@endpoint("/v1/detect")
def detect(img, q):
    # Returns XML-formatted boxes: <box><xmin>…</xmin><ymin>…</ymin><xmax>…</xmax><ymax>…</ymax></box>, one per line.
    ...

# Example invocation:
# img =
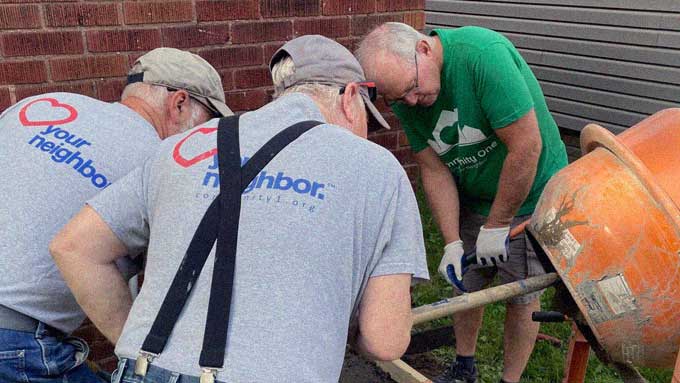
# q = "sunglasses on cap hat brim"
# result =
<box><xmin>127</xmin><ymin>73</ymin><xmax>221</xmax><ymax>118</ymax></box>
<box><xmin>339</xmin><ymin>81</ymin><xmax>377</xmax><ymax>102</ymax></box>
<box><xmin>164</xmin><ymin>86</ymin><xmax>220</xmax><ymax>118</ymax></box>
<box><xmin>339</xmin><ymin>81</ymin><xmax>386</xmax><ymax>132</ymax></box>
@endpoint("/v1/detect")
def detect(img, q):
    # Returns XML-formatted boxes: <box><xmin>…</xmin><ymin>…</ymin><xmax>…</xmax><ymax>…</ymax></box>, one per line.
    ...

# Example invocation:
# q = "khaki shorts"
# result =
<box><xmin>453</xmin><ymin>208</ymin><xmax>545</xmax><ymax>305</ymax></box>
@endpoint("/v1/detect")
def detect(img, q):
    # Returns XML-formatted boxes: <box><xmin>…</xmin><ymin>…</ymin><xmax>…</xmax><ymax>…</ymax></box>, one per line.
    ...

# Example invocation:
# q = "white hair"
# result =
<box><xmin>271</xmin><ymin>55</ymin><xmax>366</xmax><ymax>124</ymax></box>
<box><xmin>121</xmin><ymin>82</ymin><xmax>211</xmax><ymax>132</ymax></box>
<box><xmin>355</xmin><ymin>22</ymin><xmax>435</xmax><ymax>79</ymax></box>
<box><xmin>121</xmin><ymin>82</ymin><xmax>167</xmax><ymax>110</ymax></box>
<box><xmin>271</xmin><ymin>56</ymin><xmax>342</xmax><ymax>105</ymax></box>
<box><xmin>179</xmin><ymin>98</ymin><xmax>211</xmax><ymax>132</ymax></box>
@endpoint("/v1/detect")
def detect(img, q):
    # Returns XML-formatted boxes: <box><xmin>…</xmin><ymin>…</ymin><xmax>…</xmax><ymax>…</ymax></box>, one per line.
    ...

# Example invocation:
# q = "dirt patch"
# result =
<box><xmin>339</xmin><ymin>350</ymin><xmax>395</xmax><ymax>382</ymax></box>
<box><xmin>339</xmin><ymin>350</ymin><xmax>446</xmax><ymax>382</ymax></box>
<box><xmin>403</xmin><ymin>353</ymin><xmax>447</xmax><ymax>380</ymax></box>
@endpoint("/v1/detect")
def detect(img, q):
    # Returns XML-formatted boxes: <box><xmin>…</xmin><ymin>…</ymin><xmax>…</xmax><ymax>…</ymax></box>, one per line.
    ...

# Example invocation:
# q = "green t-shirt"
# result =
<box><xmin>394</xmin><ymin>26</ymin><xmax>567</xmax><ymax>216</ymax></box>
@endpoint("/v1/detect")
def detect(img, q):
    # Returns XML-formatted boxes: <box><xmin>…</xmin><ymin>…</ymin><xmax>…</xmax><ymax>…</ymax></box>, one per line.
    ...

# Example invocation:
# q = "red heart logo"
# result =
<box><xmin>19</xmin><ymin>98</ymin><xmax>79</xmax><ymax>127</ymax></box>
<box><xmin>173</xmin><ymin>127</ymin><xmax>218</xmax><ymax>168</ymax></box>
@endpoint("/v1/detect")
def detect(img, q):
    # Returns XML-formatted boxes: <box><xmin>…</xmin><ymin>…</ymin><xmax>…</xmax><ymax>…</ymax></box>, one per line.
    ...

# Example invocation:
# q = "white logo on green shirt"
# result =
<box><xmin>458</xmin><ymin>125</ymin><xmax>486</xmax><ymax>146</ymax></box>
<box><xmin>428</xmin><ymin>108</ymin><xmax>487</xmax><ymax>155</ymax></box>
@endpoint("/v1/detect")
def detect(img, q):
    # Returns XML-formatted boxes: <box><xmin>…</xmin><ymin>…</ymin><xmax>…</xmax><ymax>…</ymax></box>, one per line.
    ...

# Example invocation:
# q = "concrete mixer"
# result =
<box><xmin>528</xmin><ymin>108</ymin><xmax>680</xmax><ymax>370</ymax></box>
<box><xmin>378</xmin><ymin>108</ymin><xmax>680</xmax><ymax>383</ymax></box>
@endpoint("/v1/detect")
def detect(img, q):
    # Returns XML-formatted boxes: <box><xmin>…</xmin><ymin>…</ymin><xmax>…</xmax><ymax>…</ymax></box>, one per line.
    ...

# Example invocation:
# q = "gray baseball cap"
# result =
<box><xmin>269</xmin><ymin>35</ymin><xmax>390</xmax><ymax>131</ymax></box>
<box><xmin>127</xmin><ymin>47</ymin><xmax>232</xmax><ymax>117</ymax></box>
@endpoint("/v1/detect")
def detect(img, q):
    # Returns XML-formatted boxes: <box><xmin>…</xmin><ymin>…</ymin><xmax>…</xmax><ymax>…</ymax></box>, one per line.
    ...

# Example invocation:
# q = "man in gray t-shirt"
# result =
<box><xmin>0</xmin><ymin>48</ymin><xmax>230</xmax><ymax>383</ymax></box>
<box><xmin>51</xmin><ymin>35</ymin><xmax>429</xmax><ymax>383</ymax></box>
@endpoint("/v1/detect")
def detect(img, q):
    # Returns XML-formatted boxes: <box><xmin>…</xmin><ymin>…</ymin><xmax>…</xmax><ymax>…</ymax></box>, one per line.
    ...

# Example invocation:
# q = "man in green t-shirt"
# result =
<box><xmin>357</xmin><ymin>23</ymin><xmax>568</xmax><ymax>383</ymax></box>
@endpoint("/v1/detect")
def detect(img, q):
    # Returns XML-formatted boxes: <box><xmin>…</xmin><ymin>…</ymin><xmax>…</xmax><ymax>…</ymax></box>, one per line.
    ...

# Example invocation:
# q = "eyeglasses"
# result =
<box><xmin>386</xmin><ymin>52</ymin><xmax>419</xmax><ymax>106</ymax></box>
<box><xmin>339</xmin><ymin>81</ymin><xmax>377</xmax><ymax>102</ymax></box>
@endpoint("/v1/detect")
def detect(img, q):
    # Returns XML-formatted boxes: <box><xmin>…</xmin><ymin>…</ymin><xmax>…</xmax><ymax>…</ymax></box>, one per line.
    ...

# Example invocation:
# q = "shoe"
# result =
<box><xmin>432</xmin><ymin>360</ymin><xmax>479</xmax><ymax>383</ymax></box>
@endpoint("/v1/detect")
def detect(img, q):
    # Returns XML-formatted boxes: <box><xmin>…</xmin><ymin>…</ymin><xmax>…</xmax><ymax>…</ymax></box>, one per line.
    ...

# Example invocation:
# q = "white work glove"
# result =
<box><xmin>437</xmin><ymin>240</ymin><xmax>465</xmax><ymax>285</ymax></box>
<box><xmin>476</xmin><ymin>225</ymin><xmax>510</xmax><ymax>266</ymax></box>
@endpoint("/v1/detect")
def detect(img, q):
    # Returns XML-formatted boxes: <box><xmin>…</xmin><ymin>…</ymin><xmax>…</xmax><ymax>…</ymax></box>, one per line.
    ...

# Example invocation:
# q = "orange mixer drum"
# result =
<box><xmin>528</xmin><ymin>108</ymin><xmax>680</xmax><ymax>368</ymax></box>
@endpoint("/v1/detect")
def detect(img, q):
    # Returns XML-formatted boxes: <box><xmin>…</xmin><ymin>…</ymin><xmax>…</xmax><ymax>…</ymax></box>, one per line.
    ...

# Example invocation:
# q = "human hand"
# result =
<box><xmin>475</xmin><ymin>225</ymin><xmax>510</xmax><ymax>266</ymax></box>
<box><xmin>438</xmin><ymin>240</ymin><xmax>465</xmax><ymax>285</ymax></box>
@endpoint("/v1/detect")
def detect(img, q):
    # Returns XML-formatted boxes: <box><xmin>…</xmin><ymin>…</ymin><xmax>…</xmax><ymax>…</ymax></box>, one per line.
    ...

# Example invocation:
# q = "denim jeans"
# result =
<box><xmin>111</xmin><ymin>359</ymin><xmax>226</xmax><ymax>383</ymax></box>
<box><xmin>0</xmin><ymin>322</ymin><xmax>104</xmax><ymax>383</ymax></box>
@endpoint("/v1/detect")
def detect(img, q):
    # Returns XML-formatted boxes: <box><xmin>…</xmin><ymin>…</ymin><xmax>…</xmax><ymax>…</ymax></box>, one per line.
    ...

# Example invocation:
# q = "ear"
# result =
<box><xmin>340</xmin><ymin>82</ymin><xmax>361</xmax><ymax>124</ymax></box>
<box><xmin>416</xmin><ymin>38</ymin><xmax>432</xmax><ymax>57</ymax></box>
<box><xmin>166</xmin><ymin>89</ymin><xmax>190</xmax><ymax>121</ymax></box>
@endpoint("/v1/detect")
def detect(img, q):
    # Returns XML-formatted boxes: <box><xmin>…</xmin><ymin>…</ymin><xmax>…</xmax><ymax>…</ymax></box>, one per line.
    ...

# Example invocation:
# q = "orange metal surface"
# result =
<box><xmin>674</xmin><ymin>348</ymin><xmax>680</xmax><ymax>383</ymax></box>
<box><xmin>528</xmin><ymin>109</ymin><xmax>680</xmax><ymax>368</ymax></box>
<box><xmin>563</xmin><ymin>324</ymin><xmax>590</xmax><ymax>383</ymax></box>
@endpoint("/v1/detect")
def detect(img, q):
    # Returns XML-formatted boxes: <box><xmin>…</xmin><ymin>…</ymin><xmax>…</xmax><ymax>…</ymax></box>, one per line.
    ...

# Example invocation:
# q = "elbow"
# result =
<box><xmin>378</xmin><ymin>333</ymin><xmax>411</xmax><ymax>361</ymax></box>
<box><xmin>358</xmin><ymin>320</ymin><xmax>412</xmax><ymax>361</ymax></box>
<box><xmin>526</xmin><ymin>143</ymin><xmax>541</xmax><ymax>168</ymax></box>
<box><xmin>531</xmin><ymin>135</ymin><xmax>542</xmax><ymax>161</ymax></box>
<box><xmin>511</xmin><ymin>136</ymin><xmax>542</xmax><ymax>166</ymax></box>
<box><xmin>360</xmin><ymin>333</ymin><xmax>411</xmax><ymax>361</ymax></box>
<box><xmin>528</xmin><ymin>132</ymin><xmax>543</xmax><ymax>162</ymax></box>
<box><xmin>49</xmin><ymin>231</ymin><xmax>73</xmax><ymax>266</ymax></box>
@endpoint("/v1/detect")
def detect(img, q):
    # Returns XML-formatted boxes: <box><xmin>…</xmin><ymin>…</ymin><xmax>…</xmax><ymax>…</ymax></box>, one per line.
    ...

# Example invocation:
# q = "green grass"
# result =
<box><xmin>410</xmin><ymin>185</ymin><xmax>674</xmax><ymax>383</ymax></box>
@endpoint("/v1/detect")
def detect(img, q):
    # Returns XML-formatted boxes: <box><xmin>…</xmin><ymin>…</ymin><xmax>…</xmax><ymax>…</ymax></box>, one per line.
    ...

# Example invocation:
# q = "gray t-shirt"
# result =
<box><xmin>0</xmin><ymin>92</ymin><xmax>160</xmax><ymax>333</ymax></box>
<box><xmin>89</xmin><ymin>93</ymin><xmax>429</xmax><ymax>382</ymax></box>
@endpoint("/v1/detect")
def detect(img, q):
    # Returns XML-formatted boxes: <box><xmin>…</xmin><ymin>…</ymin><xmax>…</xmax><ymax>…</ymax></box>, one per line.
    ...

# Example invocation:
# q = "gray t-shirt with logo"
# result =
<box><xmin>89</xmin><ymin>93</ymin><xmax>429</xmax><ymax>382</ymax></box>
<box><xmin>0</xmin><ymin>92</ymin><xmax>160</xmax><ymax>333</ymax></box>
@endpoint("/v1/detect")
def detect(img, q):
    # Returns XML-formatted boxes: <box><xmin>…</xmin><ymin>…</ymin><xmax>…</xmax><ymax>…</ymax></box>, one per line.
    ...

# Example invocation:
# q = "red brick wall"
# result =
<box><xmin>1</xmin><ymin>0</ymin><xmax>424</xmax><ymax>372</ymax></box>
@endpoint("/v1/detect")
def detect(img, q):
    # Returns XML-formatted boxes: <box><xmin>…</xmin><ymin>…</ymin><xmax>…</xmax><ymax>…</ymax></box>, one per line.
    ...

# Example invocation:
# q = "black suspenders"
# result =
<box><xmin>134</xmin><ymin>115</ymin><xmax>323</xmax><ymax>383</ymax></box>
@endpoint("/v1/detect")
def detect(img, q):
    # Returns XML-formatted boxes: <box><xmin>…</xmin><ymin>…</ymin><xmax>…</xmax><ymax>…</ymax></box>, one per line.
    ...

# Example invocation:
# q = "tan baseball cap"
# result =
<box><xmin>269</xmin><ymin>35</ymin><xmax>390</xmax><ymax>131</ymax></box>
<box><xmin>127</xmin><ymin>47</ymin><xmax>232</xmax><ymax>117</ymax></box>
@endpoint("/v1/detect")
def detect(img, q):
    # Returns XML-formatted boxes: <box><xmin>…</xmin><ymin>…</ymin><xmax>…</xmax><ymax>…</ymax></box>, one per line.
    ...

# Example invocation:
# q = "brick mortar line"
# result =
<box><xmin>17</xmin><ymin>78</ymin><xmax>98</xmax><ymax>86</ymax></box>
<box><xmin>117</xmin><ymin>1</ymin><xmax>126</xmax><ymax>28</ymax></box>
<box><xmin>226</xmin><ymin>85</ymin><xmax>274</xmax><ymax>92</ymax></box>
<box><xmin>0</xmin><ymin>55</ymin><xmax>126</xmax><ymax>70</ymax></box>
<box><xmin>8</xmin><ymin>85</ymin><xmax>17</xmax><ymax>104</ymax></box>
<box><xmin>191</xmin><ymin>0</ymin><xmax>197</xmax><ymax>23</ymax></box>
<box><xmin>38</xmin><ymin>2</ymin><xmax>45</xmax><ymax>29</ymax></box>
<box><xmin>194</xmin><ymin>42</ymin><xmax>272</xmax><ymax>51</ymax></box>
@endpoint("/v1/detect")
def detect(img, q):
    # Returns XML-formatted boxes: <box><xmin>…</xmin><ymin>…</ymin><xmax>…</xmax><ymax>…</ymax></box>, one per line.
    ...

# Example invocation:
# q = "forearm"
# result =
<box><xmin>355</xmin><ymin>274</ymin><xmax>413</xmax><ymax>361</ymax></box>
<box><xmin>51</xmin><ymin>206</ymin><xmax>137</xmax><ymax>344</ymax></box>
<box><xmin>486</xmin><ymin>149</ymin><xmax>539</xmax><ymax>227</ymax></box>
<box><xmin>421</xmin><ymin>166</ymin><xmax>461</xmax><ymax>243</ymax></box>
<box><xmin>54</xmin><ymin>252</ymin><xmax>132</xmax><ymax>344</ymax></box>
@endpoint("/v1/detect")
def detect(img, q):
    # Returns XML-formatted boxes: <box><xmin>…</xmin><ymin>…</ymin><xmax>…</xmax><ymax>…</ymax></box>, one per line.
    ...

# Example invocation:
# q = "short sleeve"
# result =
<box><xmin>86</xmin><ymin>157</ymin><xmax>153</xmax><ymax>257</ymax></box>
<box><xmin>392</xmin><ymin>104</ymin><xmax>429</xmax><ymax>153</ymax></box>
<box><xmin>370</xmin><ymin>172</ymin><xmax>429</xmax><ymax>282</ymax></box>
<box><xmin>473</xmin><ymin>43</ymin><xmax>534</xmax><ymax>129</ymax></box>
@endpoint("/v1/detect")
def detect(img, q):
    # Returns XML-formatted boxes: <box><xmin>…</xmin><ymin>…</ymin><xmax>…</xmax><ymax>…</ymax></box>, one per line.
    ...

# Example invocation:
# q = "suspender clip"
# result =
<box><xmin>134</xmin><ymin>351</ymin><xmax>157</xmax><ymax>377</ymax></box>
<box><xmin>200</xmin><ymin>367</ymin><xmax>219</xmax><ymax>383</ymax></box>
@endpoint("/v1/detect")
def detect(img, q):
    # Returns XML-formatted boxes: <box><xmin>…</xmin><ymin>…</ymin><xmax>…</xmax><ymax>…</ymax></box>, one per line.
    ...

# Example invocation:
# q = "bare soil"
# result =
<box><xmin>339</xmin><ymin>351</ymin><xmax>394</xmax><ymax>382</ymax></box>
<box><xmin>339</xmin><ymin>350</ymin><xmax>446</xmax><ymax>382</ymax></box>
